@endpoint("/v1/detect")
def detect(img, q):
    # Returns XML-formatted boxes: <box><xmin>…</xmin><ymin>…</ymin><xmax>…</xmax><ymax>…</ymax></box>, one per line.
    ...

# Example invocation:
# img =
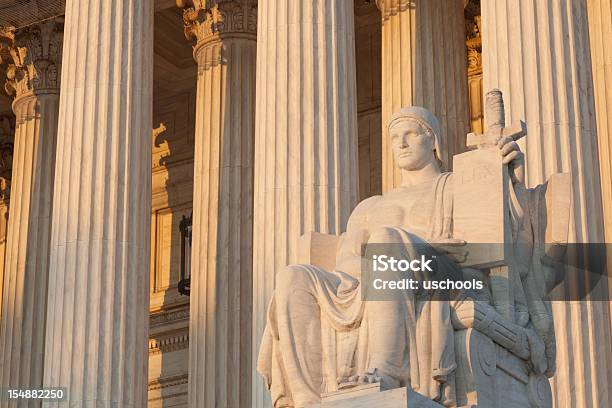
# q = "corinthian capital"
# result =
<box><xmin>375</xmin><ymin>0</ymin><xmax>412</xmax><ymax>21</ymax></box>
<box><xmin>1</xmin><ymin>17</ymin><xmax>64</xmax><ymax>99</ymax></box>
<box><xmin>466</xmin><ymin>15</ymin><xmax>482</xmax><ymax>75</ymax></box>
<box><xmin>177</xmin><ymin>0</ymin><xmax>257</xmax><ymax>44</ymax></box>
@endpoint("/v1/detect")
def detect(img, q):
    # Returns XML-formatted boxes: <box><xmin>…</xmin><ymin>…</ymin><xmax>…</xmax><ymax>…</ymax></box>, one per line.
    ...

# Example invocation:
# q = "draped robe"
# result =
<box><xmin>257</xmin><ymin>172</ymin><xmax>559</xmax><ymax>407</ymax></box>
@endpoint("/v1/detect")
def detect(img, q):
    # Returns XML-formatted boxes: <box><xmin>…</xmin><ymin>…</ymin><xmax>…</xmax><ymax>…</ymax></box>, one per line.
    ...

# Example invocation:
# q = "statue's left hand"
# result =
<box><xmin>498</xmin><ymin>135</ymin><xmax>525</xmax><ymax>185</ymax></box>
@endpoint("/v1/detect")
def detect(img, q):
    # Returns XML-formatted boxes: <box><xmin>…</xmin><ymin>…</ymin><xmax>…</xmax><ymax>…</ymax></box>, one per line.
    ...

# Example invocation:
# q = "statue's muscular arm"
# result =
<box><xmin>334</xmin><ymin>195</ymin><xmax>382</xmax><ymax>275</ymax></box>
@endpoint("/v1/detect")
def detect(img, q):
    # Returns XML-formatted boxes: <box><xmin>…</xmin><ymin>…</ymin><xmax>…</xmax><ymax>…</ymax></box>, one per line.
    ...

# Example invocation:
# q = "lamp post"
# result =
<box><xmin>178</xmin><ymin>213</ymin><xmax>192</xmax><ymax>296</ymax></box>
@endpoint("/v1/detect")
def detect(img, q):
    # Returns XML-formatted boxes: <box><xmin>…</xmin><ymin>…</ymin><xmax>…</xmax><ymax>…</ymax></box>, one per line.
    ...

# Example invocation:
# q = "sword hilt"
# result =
<box><xmin>485</xmin><ymin>88</ymin><xmax>506</xmax><ymax>131</ymax></box>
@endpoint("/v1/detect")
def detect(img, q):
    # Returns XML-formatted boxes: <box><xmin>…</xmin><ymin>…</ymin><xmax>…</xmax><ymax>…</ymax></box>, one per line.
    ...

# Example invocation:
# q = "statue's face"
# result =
<box><xmin>389</xmin><ymin>120</ymin><xmax>436</xmax><ymax>171</ymax></box>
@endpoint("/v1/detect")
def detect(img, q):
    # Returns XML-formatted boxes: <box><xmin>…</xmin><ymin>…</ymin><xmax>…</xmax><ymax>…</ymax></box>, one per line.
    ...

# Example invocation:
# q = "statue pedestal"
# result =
<box><xmin>306</xmin><ymin>384</ymin><xmax>444</xmax><ymax>408</ymax></box>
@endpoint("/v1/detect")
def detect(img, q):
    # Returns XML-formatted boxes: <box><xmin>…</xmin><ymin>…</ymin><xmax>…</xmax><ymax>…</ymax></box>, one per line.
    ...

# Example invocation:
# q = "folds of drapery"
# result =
<box><xmin>256</xmin><ymin>172</ymin><xmax>563</xmax><ymax>407</ymax></box>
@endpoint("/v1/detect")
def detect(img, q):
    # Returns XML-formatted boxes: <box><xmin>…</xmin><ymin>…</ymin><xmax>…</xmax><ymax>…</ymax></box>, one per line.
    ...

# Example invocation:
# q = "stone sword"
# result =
<box><xmin>466</xmin><ymin>88</ymin><xmax>527</xmax><ymax>149</ymax></box>
<box><xmin>466</xmin><ymin>89</ymin><xmax>527</xmax><ymax>324</ymax></box>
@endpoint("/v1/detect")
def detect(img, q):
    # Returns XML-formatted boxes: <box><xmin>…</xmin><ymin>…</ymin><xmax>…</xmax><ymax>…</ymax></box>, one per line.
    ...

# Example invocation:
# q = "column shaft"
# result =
<box><xmin>482</xmin><ymin>0</ymin><xmax>612</xmax><ymax>406</ymax></box>
<box><xmin>0</xmin><ymin>201</ymin><xmax>7</xmax><ymax>319</ymax></box>
<box><xmin>252</xmin><ymin>1</ymin><xmax>359</xmax><ymax>406</ymax></box>
<box><xmin>179</xmin><ymin>1</ymin><xmax>257</xmax><ymax>407</ymax></box>
<box><xmin>377</xmin><ymin>0</ymin><xmax>470</xmax><ymax>191</ymax></box>
<box><xmin>0</xmin><ymin>20</ymin><xmax>61</xmax><ymax>403</ymax></box>
<box><xmin>587</xmin><ymin>0</ymin><xmax>612</xmax><ymax>239</ymax></box>
<box><xmin>586</xmin><ymin>0</ymin><xmax>612</xmax><ymax>368</ymax></box>
<box><xmin>43</xmin><ymin>1</ymin><xmax>153</xmax><ymax>406</ymax></box>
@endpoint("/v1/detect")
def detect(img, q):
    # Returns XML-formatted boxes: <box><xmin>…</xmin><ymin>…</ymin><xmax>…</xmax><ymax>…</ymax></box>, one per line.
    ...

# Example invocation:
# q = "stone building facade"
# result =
<box><xmin>0</xmin><ymin>0</ymin><xmax>610</xmax><ymax>407</ymax></box>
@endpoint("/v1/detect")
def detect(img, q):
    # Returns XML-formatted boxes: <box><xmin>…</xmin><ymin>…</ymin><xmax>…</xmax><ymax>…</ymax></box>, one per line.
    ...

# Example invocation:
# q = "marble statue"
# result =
<box><xmin>257</xmin><ymin>90</ymin><xmax>566</xmax><ymax>408</ymax></box>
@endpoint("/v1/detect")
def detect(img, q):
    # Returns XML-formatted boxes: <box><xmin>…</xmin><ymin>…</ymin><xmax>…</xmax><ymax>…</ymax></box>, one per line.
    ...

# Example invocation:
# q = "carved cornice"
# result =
<box><xmin>149</xmin><ymin>306</ymin><xmax>189</xmax><ymax>327</ymax></box>
<box><xmin>178</xmin><ymin>0</ymin><xmax>257</xmax><ymax>46</ymax></box>
<box><xmin>0</xmin><ymin>115</ymin><xmax>14</xmax><ymax>204</ymax></box>
<box><xmin>148</xmin><ymin>306</ymin><xmax>190</xmax><ymax>355</ymax></box>
<box><xmin>148</xmin><ymin>374</ymin><xmax>188</xmax><ymax>391</ymax></box>
<box><xmin>1</xmin><ymin>17</ymin><xmax>63</xmax><ymax>100</ymax></box>
<box><xmin>377</xmin><ymin>0</ymin><xmax>480</xmax><ymax>22</ymax></box>
<box><xmin>375</xmin><ymin>0</ymin><xmax>413</xmax><ymax>22</ymax></box>
<box><xmin>153</xmin><ymin>122</ymin><xmax>168</xmax><ymax>144</ymax></box>
<box><xmin>148</xmin><ymin>333</ymin><xmax>189</xmax><ymax>355</ymax></box>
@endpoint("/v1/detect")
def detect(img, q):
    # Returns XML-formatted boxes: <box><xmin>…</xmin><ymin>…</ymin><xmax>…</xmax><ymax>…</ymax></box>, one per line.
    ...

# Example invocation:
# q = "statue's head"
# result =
<box><xmin>388</xmin><ymin>106</ymin><xmax>444</xmax><ymax>171</ymax></box>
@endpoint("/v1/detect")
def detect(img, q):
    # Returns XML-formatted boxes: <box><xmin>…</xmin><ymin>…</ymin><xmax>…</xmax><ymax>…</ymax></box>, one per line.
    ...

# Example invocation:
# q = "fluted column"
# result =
<box><xmin>587</xmin><ymin>0</ymin><xmax>612</xmax><ymax>242</ymax></box>
<box><xmin>586</xmin><ymin>0</ymin><xmax>612</xmax><ymax>361</ymax></box>
<box><xmin>43</xmin><ymin>1</ymin><xmax>153</xmax><ymax>406</ymax></box>
<box><xmin>0</xmin><ymin>20</ymin><xmax>62</xmax><ymax>401</ymax></box>
<box><xmin>376</xmin><ymin>0</ymin><xmax>470</xmax><ymax>191</ymax></box>
<box><xmin>177</xmin><ymin>1</ymin><xmax>257</xmax><ymax>407</ymax></box>
<box><xmin>0</xmin><ymin>115</ymin><xmax>14</xmax><ymax>319</ymax></box>
<box><xmin>252</xmin><ymin>1</ymin><xmax>359</xmax><ymax>406</ymax></box>
<box><xmin>0</xmin><ymin>200</ymin><xmax>7</xmax><ymax>318</ymax></box>
<box><xmin>481</xmin><ymin>1</ymin><xmax>612</xmax><ymax>406</ymax></box>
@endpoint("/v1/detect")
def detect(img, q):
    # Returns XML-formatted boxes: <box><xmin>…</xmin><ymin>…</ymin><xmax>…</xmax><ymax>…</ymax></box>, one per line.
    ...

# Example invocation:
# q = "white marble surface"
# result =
<box><xmin>0</xmin><ymin>19</ymin><xmax>62</xmax><ymax>403</ymax></box>
<box><xmin>377</xmin><ymin>0</ymin><xmax>470</xmax><ymax>191</ymax></box>
<box><xmin>252</xmin><ymin>1</ymin><xmax>360</xmax><ymax>406</ymax></box>
<box><xmin>42</xmin><ymin>1</ymin><xmax>153</xmax><ymax>406</ymax></box>
<box><xmin>257</xmin><ymin>101</ymin><xmax>559</xmax><ymax>407</ymax></box>
<box><xmin>482</xmin><ymin>0</ymin><xmax>612</xmax><ymax>406</ymax></box>
<box><xmin>588</xmin><ymin>0</ymin><xmax>612</xmax><ymax>242</ymax></box>
<box><xmin>308</xmin><ymin>385</ymin><xmax>444</xmax><ymax>408</ymax></box>
<box><xmin>180</xmin><ymin>1</ymin><xmax>257</xmax><ymax>407</ymax></box>
<box><xmin>586</xmin><ymin>0</ymin><xmax>612</xmax><ymax>358</ymax></box>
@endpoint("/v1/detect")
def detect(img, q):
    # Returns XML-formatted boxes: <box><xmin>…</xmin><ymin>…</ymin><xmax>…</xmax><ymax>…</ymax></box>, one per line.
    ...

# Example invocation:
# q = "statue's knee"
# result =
<box><xmin>369</xmin><ymin>227</ymin><xmax>402</xmax><ymax>244</ymax></box>
<box><xmin>275</xmin><ymin>264</ymin><xmax>311</xmax><ymax>296</ymax></box>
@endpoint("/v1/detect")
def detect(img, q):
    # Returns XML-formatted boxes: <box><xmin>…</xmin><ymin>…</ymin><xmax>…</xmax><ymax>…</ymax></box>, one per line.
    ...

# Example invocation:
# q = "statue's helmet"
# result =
<box><xmin>388</xmin><ymin>106</ymin><xmax>445</xmax><ymax>169</ymax></box>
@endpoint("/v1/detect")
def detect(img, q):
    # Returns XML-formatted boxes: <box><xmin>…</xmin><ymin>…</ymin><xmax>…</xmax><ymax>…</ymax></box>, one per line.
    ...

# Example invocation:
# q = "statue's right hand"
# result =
<box><xmin>429</xmin><ymin>237</ymin><xmax>468</xmax><ymax>264</ymax></box>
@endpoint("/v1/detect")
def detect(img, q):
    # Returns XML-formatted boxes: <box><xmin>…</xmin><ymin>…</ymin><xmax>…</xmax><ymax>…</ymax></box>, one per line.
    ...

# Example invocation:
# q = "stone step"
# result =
<box><xmin>307</xmin><ymin>384</ymin><xmax>444</xmax><ymax>408</ymax></box>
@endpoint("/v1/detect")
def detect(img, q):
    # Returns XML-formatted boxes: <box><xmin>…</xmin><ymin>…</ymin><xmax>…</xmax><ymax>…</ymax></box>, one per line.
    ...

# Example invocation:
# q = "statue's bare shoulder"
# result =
<box><xmin>346</xmin><ymin>194</ymin><xmax>383</xmax><ymax>231</ymax></box>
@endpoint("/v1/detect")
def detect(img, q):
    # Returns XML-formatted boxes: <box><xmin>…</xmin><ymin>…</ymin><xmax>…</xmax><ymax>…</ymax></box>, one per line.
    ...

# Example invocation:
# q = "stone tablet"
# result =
<box><xmin>452</xmin><ymin>148</ymin><xmax>511</xmax><ymax>268</ymax></box>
